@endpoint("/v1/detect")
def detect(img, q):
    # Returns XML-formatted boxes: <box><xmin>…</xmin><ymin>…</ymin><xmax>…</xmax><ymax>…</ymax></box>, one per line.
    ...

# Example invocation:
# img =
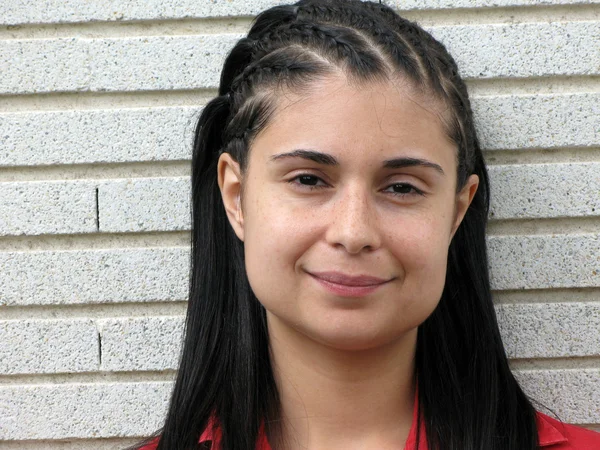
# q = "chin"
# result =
<box><xmin>303</xmin><ymin>323</ymin><xmax>411</xmax><ymax>352</ymax></box>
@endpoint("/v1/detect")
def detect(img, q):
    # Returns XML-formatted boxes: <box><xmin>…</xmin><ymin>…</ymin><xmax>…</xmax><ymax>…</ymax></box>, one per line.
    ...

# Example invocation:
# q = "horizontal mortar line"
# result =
<box><xmin>0</xmin><ymin>17</ymin><xmax>254</xmax><ymax>39</ymax></box>
<box><xmin>0</xmin><ymin>3</ymin><xmax>598</xmax><ymax>38</ymax></box>
<box><xmin>483</xmin><ymin>147</ymin><xmax>600</xmax><ymax>166</ymax></box>
<box><xmin>509</xmin><ymin>356</ymin><xmax>600</xmax><ymax>370</ymax></box>
<box><xmin>487</xmin><ymin>216</ymin><xmax>600</xmax><ymax>236</ymax></box>
<box><xmin>400</xmin><ymin>3</ymin><xmax>600</xmax><ymax>26</ymax></box>
<box><xmin>463</xmin><ymin>74</ymin><xmax>600</xmax><ymax>84</ymax></box>
<box><xmin>0</xmin><ymin>218</ymin><xmax>598</xmax><ymax>248</ymax></box>
<box><xmin>0</xmin><ymin>230</ymin><xmax>191</xmax><ymax>251</ymax></box>
<box><xmin>0</xmin><ymin>160</ymin><xmax>191</xmax><ymax>183</ymax></box>
<box><xmin>0</xmin><ymin>438</ymin><xmax>142</xmax><ymax>449</ymax></box>
<box><xmin>0</xmin><ymin>370</ymin><xmax>177</xmax><ymax>385</ymax></box>
<box><xmin>493</xmin><ymin>287</ymin><xmax>600</xmax><ymax>305</ymax></box>
<box><xmin>0</xmin><ymin>88</ymin><xmax>216</xmax><ymax>112</ymax></box>
<box><xmin>2</xmin><ymin>360</ymin><xmax>598</xmax><ymax>385</ymax></box>
<box><xmin>0</xmin><ymin>301</ymin><xmax>188</xmax><ymax>320</ymax></box>
<box><xmin>1</xmin><ymin>77</ymin><xmax>598</xmax><ymax>112</ymax></box>
<box><xmin>4</xmin><ymin>295</ymin><xmax>600</xmax><ymax>319</ymax></box>
<box><xmin>467</xmin><ymin>75</ymin><xmax>600</xmax><ymax>96</ymax></box>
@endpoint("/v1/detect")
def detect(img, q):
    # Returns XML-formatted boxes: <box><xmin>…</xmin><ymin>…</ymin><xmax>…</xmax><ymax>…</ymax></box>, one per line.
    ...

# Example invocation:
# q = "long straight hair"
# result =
<box><xmin>131</xmin><ymin>1</ymin><xmax>540</xmax><ymax>448</ymax></box>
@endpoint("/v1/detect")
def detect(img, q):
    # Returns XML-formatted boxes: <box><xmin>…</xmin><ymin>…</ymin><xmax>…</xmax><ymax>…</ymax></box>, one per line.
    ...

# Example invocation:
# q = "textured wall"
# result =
<box><xmin>1</xmin><ymin>0</ymin><xmax>599</xmax><ymax>448</ymax></box>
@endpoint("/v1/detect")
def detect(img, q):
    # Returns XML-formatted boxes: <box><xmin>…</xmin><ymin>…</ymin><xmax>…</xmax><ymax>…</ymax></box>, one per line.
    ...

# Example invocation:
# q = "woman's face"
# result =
<box><xmin>218</xmin><ymin>73</ymin><xmax>478</xmax><ymax>351</ymax></box>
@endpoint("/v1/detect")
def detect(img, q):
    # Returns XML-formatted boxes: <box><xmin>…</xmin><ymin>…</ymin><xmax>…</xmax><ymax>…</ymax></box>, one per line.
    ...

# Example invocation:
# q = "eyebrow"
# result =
<box><xmin>269</xmin><ymin>149</ymin><xmax>445</xmax><ymax>175</ymax></box>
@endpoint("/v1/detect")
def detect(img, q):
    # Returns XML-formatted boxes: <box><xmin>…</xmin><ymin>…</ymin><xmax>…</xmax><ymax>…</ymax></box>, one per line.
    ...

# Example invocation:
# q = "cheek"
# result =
<box><xmin>391</xmin><ymin>206</ymin><xmax>452</xmax><ymax>262</ymax></box>
<box><xmin>241</xmin><ymin>190</ymin><xmax>317</xmax><ymax>303</ymax></box>
<box><xmin>389</xmin><ymin>211</ymin><xmax>453</xmax><ymax>310</ymax></box>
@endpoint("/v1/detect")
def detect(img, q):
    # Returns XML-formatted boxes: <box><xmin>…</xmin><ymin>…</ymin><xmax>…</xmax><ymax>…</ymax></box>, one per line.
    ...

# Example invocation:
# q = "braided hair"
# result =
<box><xmin>131</xmin><ymin>1</ymin><xmax>539</xmax><ymax>449</ymax></box>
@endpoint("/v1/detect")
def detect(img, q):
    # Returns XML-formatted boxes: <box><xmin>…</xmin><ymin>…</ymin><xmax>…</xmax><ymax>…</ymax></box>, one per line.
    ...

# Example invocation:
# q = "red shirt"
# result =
<box><xmin>141</xmin><ymin>390</ymin><xmax>600</xmax><ymax>449</ymax></box>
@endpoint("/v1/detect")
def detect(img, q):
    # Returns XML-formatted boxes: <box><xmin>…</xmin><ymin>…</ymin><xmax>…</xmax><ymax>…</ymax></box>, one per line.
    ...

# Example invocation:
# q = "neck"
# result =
<box><xmin>267</xmin><ymin>313</ymin><xmax>417</xmax><ymax>450</ymax></box>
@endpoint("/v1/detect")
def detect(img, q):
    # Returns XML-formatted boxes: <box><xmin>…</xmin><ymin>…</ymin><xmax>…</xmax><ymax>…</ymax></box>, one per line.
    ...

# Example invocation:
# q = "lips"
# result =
<box><xmin>308</xmin><ymin>271</ymin><xmax>391</xmax><ymax>286</ymax></box>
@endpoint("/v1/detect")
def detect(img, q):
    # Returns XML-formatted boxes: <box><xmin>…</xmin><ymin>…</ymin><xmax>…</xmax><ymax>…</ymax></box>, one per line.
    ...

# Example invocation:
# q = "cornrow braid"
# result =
<box><xmin>295</xmin><ymin>0</ymin><xmax>421</xmax><ymax>78</ymax></box>
<box><xmin>357</xmin><ymin>2</ymin><xmax>448</xmax><ymax>89</ymax></box>
<box><xmin>257</xmin><ymin>21</ymin><xmax>383</xmax><ymax>71</ymax></box>
<box><xmin>221</xmin><ymin>4</ymin><xmax>385</xmax><ymax>96</ymax></box>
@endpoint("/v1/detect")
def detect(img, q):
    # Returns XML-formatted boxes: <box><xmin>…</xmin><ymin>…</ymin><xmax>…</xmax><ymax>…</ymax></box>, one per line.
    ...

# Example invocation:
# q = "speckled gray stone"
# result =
<box><xmin>387</xmin><ymin>0</ymin><xmax>599</xmax><ymax>8</ymax></box>
<box><xmin>488</xmin><ymin>234</ymin><xmax>600</xmax><ymax>290</ymax></box>
<box><xmin>0</xmin><ymin>319</ymin><xmax>98</xmax><ymax>375</ymax></box>
<box><xmin>2</xmin><ymin>21</ymin><xmax>599</xmax><ymax>94</ymax></box>
<box><xmin>0</xmin><ymin>35</ymin><xmax>240</xmax><ymax>94</ymax></box>
<box><xmin>88</xmin><ymin>35</ymin><xmax>238</xmax><ymax>93</ymax></box>
<box><xmin>0</xmin><ymin>181</ymin><xmax>97</xmax><ymax>236</ymax></box>
<box><xmin>472</xmin><ymin>93</ymin><xmax>600</xmax><ymax>151</ymax></box>
<box><xmin>429</xmin><ymin>22</ymin><xmax>600</xmax><ymax>79</ymax></box>
<box><xmin>0</xmin><ymin>38</ymin><xmax>89</xmax><ymax>94</ymax></box>
<box><xmin>0</xmin><ymin>439</ymin><xmax>141</xmax><ymax>449</ymax></box>
<box><xmin>515</xmin><ymin>369</ymin><xmax>600</xmax><ymax>424</ymax></box>
<box><xmin>99</xmin><ymin>317</ymin><xmax>184</xmax><ymax>372</ymax></box>
<box><xmin>0</xmin><ymin>0</ymin><xmax>286</xmax><ymax>25</ymax></box>
<box><xmin>0</xmin><ymin>248</ymin><xmax>189</xmax><ymax>306</ymax></box>
<box><xmin>98</xmin><ymin>177</ymin><xmax>191</xmax><ymax>233</ymax></box>
<box><xmin>496</xmin><ymin>303</ymin><xmax>600</xmax><ymax>359</ymax></box>
<box><xmin>0</xmin><ymin>0</ymin><xmax>595</xmax><ymax>25</ymax></box>
<box><xmin>0</xmin><ymin>382</ymin><xmax>172</xmax><ymax>440</ymax></box>
<box><xmin>489</xmin><ymin>163</ymin><xmax>600</xmax><ymax>220</ymax></box>
<box><xmin>0</xmin><ymin>107</ymin><xmax>199</xmax><ymax>166</ymax></box>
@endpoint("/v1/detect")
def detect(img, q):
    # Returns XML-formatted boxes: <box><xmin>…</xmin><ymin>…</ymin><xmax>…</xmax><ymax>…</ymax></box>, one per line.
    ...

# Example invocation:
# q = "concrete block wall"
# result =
<box><xmin>1</xmin><ymin>0</ymin><xmax>599</xmax><ymax>447</ymax></box>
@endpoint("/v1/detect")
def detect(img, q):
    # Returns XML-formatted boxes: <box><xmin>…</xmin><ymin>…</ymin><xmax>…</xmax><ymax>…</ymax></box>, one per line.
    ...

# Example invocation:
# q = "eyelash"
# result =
<box><xmin>287</xmin><ymin>174</ymin><xmax>425</xmax><ymax>197</ymax></box>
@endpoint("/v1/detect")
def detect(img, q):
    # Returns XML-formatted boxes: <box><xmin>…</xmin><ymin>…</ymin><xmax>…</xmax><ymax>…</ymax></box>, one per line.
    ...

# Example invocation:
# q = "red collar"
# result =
<box><xmin>537</xmin><ymin>412</ymin><xmax>569</xmax><ymax>447</ymax></box>
<box><xmin>199</xmin><ymin>391</ymin><xmax>567</xmax><ymax>449</ymax></box>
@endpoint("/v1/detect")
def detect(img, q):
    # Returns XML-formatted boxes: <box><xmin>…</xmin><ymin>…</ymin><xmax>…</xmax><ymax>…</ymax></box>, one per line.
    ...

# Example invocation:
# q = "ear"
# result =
<box><xmin>217</xmin><ymin>152</ymin><xmax>245</xmax><ymax>241</ymax></box>
<box><xmin>450</xmin><ymin>174</ymin><xmax>479</xmax><ymax>241</ymax></box>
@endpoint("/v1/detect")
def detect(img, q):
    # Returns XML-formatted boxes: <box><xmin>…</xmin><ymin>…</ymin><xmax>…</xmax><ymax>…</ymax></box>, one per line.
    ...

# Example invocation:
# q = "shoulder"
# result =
<box><xmin>537</xmin><ymin>411</ymin><xmax>600</xmax><ymax>449</ymax></box>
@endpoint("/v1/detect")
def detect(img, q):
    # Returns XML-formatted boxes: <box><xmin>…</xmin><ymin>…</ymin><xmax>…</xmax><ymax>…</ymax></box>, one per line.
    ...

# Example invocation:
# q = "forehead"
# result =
<box><xmin>250</xmin><ymin>73</ymin><xmax>457</xmax><ymax>172</ymax></box>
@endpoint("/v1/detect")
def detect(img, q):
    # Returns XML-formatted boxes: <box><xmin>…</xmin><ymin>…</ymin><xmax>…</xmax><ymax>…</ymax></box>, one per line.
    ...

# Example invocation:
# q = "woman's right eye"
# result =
<box><xmin>288</xmin><ymin>174</ymin><xmax>327</xmax><ymax>189</ymax></box>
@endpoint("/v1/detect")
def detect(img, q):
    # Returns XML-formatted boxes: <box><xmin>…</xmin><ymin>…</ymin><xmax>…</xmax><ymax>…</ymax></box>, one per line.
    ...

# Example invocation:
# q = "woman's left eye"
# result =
<box><xmin>384</xmin><ymin>183</ymin><xmax>424</xmax><ymax>196</ymax></box>
<box><xmin>288</xmin><ymin>174</ymin><xmax>327</xmax><ymax>189</ymax></box>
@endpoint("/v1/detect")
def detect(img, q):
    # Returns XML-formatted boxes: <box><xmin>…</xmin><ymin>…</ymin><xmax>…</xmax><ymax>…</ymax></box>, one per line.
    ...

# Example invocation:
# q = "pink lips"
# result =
<box><xmin>308</xmin><ymin>271</ymin><xmax>391</xmax><ymax>297</ymax></box>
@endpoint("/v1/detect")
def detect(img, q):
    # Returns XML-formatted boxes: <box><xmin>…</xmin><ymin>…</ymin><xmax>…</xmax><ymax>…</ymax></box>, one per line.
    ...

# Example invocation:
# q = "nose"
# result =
<box><xmin>325</xmin><ymin>185</ymin><xmax>382</xmax><ymax>254</ymax></box>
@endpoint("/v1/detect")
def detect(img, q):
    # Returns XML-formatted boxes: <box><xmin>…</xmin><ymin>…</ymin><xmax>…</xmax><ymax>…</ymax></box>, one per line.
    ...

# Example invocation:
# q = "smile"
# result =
<box><xmin>308</xmin><ymin>271</ymin><xmax>391</xmax><ymax>297</ymax></box>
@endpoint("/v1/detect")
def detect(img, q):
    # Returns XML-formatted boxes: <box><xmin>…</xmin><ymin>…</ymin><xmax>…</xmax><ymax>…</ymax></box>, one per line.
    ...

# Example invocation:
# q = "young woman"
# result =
<box><xmin>133</xmin><ymin>0</ymin><xmax>600</xmax><ymax>448</ymax></box>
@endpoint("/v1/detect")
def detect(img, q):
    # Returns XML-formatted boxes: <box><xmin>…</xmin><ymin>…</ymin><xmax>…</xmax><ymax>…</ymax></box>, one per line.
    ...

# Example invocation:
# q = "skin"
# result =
<box><xmin>218</xmin><ymin>72</ymin><xmax>479</xmax><ymax>450</ymax></box>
